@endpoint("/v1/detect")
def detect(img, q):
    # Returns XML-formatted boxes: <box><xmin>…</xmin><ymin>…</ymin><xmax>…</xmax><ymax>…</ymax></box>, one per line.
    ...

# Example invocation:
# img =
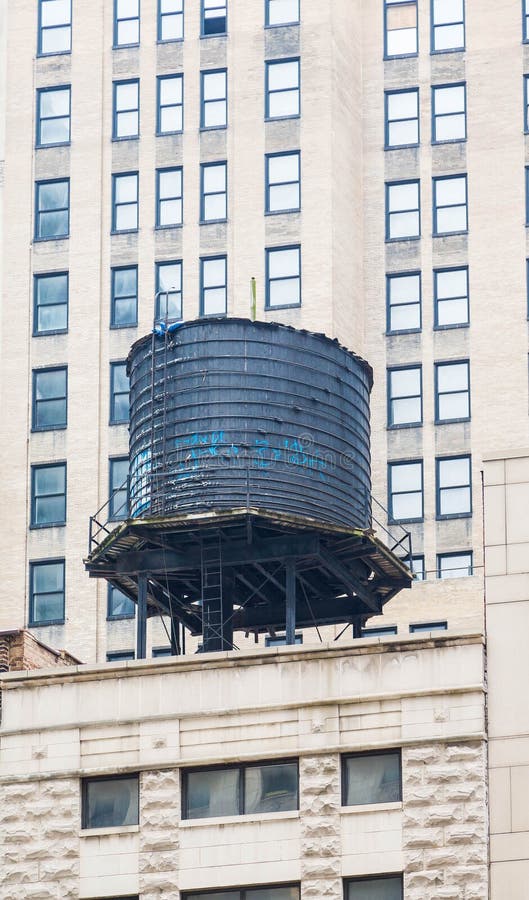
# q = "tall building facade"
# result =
<box><xmin>0</xmin><ymin>0</ymin><xmax>528</xmax><ymax>662</ymax></box>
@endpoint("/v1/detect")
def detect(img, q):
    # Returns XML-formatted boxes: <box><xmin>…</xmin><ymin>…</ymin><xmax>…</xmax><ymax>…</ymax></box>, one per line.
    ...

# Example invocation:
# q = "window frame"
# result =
<box><xmin>112</xmin><ymin>171</ymin><xmax>139</xmax><ymax>234</ymax></box>
<box><xmin>111</xmin><ymin>265</ymin><xmax>138</xmax><ymax>329</ymax></box>
<box><xmin>432</xmin><ymin>173</ymin><xmax>468</xmax><ymax>236</ymax></box>
<box><xmin>30</xmin><ymin>462</ymin><xmax>67</xmax><ymax>529</ymax></box>
<box><xmin>109</xmin><ymin>361</ymin><xmax>130</xmax><ymax>425</ymax></box>
<box><xmin>181</xmin><ymin>758</ymin><xmax>299</xmax><ymax>820</ymax></box>
<box><xmin>109</xmin><ymin>457</ymin><xmax>130</xmax><ymax>521</ymax></box>
<box><xmin>434</xmin><ymin>359</ymin><xmax>470</xmax><ymax>423</ymax></box>
<box><xmin>265</xmin><ymin>244</ymin><xmax>301</xmax><ymax>310</ymax></box>
<box><xmin>200</xmin><ymin>254</ymin><xmax>228</xmax><ymax>316</ymax></box>
<box><xmin>107</xmin><ymin>583</ymin><xmax>136</xmax><ymax>621</ymax></box>
<box><xmin>157</xmin><ymin>74</ymin><xmax>184</xmax><ymax>135</ymax></box>
<box><xmin>345</xmin><ymin>875</ymin><xmax>403</xmax><ymax>900</ymax></box>
<box><xmin>410</xmin><ymin>621</ymin><xmax>448</xmax><ymax>633</ymax></box>
<box><xmin>437</xmin><ymin>550</ymin><xmax>473</xmax><ymax>579</ymax></box>
<box><xmin>36</xmin><ymin>85</ymin><xmax>71</xmax><ymax>148</ymax></box>
<box><xmin>265</xmin><ymin>0</ymin><xmax>300</xmax><ymax>27</ymax></box>
<box><xmin>525</xmin><ymin>0</ymin><xmax>529</xmax><ymax>43</ymax></box>
<box><xmin>200</xmin><ymin>160</ymin><xmax>228</xmax><ymax>223</ymax></box>
<box><xmin>434</xmin><ymin>265</ymin><xmax>469</xmax><ymax>330</ymax></box>
<box><xmin>156</xmin><ymin>166</ymin><xmax>183</xmax><ymax>229</ymax></box>
<box><xmin>265</xmin><ymin>150</ymin><xmax>301</xmax><ymax>214</ymax></box>
<box><xmin>387</xmin><ymin>364</ymin><xmax>422</xmax><ymax>429</ymax></box>
<box><xmin>360</xmin><ymin>625</ymin><xmax>398</xmax><ymax>637</ymax></box>
<box><xmin>430</xmin><ymin>0</ymin><xmax>465</xmax><ymax>53</ymax></box>
<box><xmin>432</xmin><ymin>81</ymin><xmax>467</xmax><ymax>144</ymax></box>
<box><xmin>411</xmin><ymin>554</ymin><xmax>425</xmax><ymax>580</ymax></box>
<box><xmin>388</xmin><ymin>459</ymin><xmax>424</xmax><ymax>524</ymax></box>
<box><xmin>384</xmin><ymin>0</ymin><xmax>418</xmax><ymax>59</ymax></box>
<box><xmin>157</xmin><ymin>0</ymin><xmax>184</xmax><ymax>42</ymax></box>
<box><xmin>341</xmin><ymin>750</ymin><xmax>402</xmax><ymax>807</ymax></box>
<box><xmin>201</xmin><ymin>68</ymin><xmax>228</xmax><ymax>130</ymax></box>
<box><xmin>384</xmin><ymin>87</ymin><xmax>419</xmax><ymax>149</ymax></box>
<box><xmin>113</xmin><ymin>0</ymin><xmax>140</xmax><ymax>48</ymax></box>
<box><xmin>32</xmin><ymin>366</ymin><xmax>68</xmax><ymax>432</ymax></box>
<box><xmin>436</xmin><ymin>454</ymin><xmax>472</xmax><ymax>520</ymax></box>
<box><xmin>385</xmin><ymin>179</ymin><xmax>421</xmax><ymax>241</ymax></box>
<box><xmin>265</xmin><ymin>57</ymin><xmax>301</xmax><ymax>121</ymax></box>
<box><xmin>81</xmin><ymin>773</ymin><xmax>139</xmax><ymax>829</ymax></box>
<box><xmin>201</xmin><ymin>0</ymin><xmax>227</xmax><ymax>37</ymax></box>
<box><xmin>112</xmin><ymin>78</ymin><xmax>140</xmax><ymax>141</ymax></box>
<box><xmin>33</xmin><ymin>271</ymin><xmax>69</xmax><ymax>336</ymax></box>
<box><xmin>155</xmin><ymin>260</ymin><xmax>184</xmax><ymax>323</ymax></box>
<box><xmin>182</xmin><ymin>887</ymin><xmax>300</xmax><ymax>900</ymax></box>
<box><xmin>107</xmin><ymin>650</ymin><xmax>136</xmax><ymax>662</ymax></box>
<box><xmin>37</xmin><ymin>0</ymin><xmax>72</xmax><ymax>57</ymax></box>
<box><xmin>29</xmin><ymin>558</ymin><xmax>66</xmax><ymax>627</ymax></box>
<box><xmin>35</xmin><ymin>178</ymin><xmax>70</xmax><ymax>242</ymax></box>
<box><xmin>386</xmin><ymin>271</ymin><xmax>421</xmax><ymax>334</ymax></box>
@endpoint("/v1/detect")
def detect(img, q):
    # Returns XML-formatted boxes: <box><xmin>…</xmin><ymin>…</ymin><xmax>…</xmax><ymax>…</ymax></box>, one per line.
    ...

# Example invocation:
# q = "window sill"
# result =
<box><xmin>388</xmin><ymin>423</ymin><xmax>422</xmax><ymax>430</ymax></box>
<box><xmin>109</xmin><ymin>420</ymin><xmax>129</xmax><ymax>427</ymax></box>
<box><xmin>157</xmin><ymin>38</ymin><xmax>184</xmax><ymax>45</ymax></box>
<box><xmin>29</xmin><ymin>619</ymin><xmax>65</xmax><ymax>628</ymax></box>
<box><xmin>29</xmin><ymin>522</ymin><xmax>66</xmax><ymax>530</ymax></box>
<box><xmin>265</xmin><ymin>208</ymin><xmax>301</xmax><ymax>216</ymax></box>
<box><xmin>31</xmin><ymin>425</ymin><xmax>67</xmax><ymax>433</ymax></box>
<box><xmin>265</xmin><ymin>114</ymin><xmax>301</xmax><ymax>123</ymax></box>
<box><xmin>156</xmin><ymin>130</ymin><xmax>184</xmax><ymax>137</ymax></box>
<box><xmin>36</xmin><ymin>141</ymin><xmax>71</xmax><ymax>150</ymax></box>
<box><xmin>386</xmin><ymin>328</ymin><xmax>422</xmax><ymax>336</ymax></box>
<box><xmin>430</xmin><ymin>47</ymin><xmax>465</xmax><ymax>55</ymax></box>
<box><xmin>436</xmin><ymin>512</ymin><xmax>472</xmax><ymax>521</ymax></box>
<box><xmin>200</xmin><ymin>32</ymin><xmax>228</xmax><ymax>39</ymax></box>
<box><xmin>80</xmin><ymin>824</ymin><xmax>139</xmax><ymax>837</ymax></box>
<box><xmin>340</xmin><ymin>802</ymin><xmax>402</xmax><ymax>815</ymax></box>
<box><xmin>180</xmin><ymin>810</ymin><xmax>299</xmax><ymax>828</ymax></box>
<box><xmin>432</xmin><ymin>138</ymin><xmax>467</xmax><ymax>146</ymax></box>
<box><xmin>433</xmin><ymin>230</ymin><xmax>468</xmax><ymax>238</ymax></box>
<box><xmin>265</xmin><ymin>303</ymin><xmax>302</xmax><ymax>311</ymax></box>
<box><xmin>110</xmin><ymin>322</ymin><xmax>138</xmax><ymax>330</ymax></box>
<box><xmin>113</xmin><ymin>43</ymin><xmax>140</xmax><ymax>50</ymax></box>
<box><xmin>33</xmin><ymin>235</ymin><xmax>70</xmax><ymax>243</ymax></box>
<box><xmin>33</xmin><ymin>329</ymin><xmax>69</xmax><ymax>337</ymax></box>
<box><xmin>200</xmin><ymin>125</ymin><xmax>228</xmax><ymax>132</ymax></box>
<box><xmin>385</xmin><ymin>143</ymin><xmax>419</xmax><ymax>151</ymax></box>
<box><xmin>433</xmin><ymin>322</ymin><xmax>469</xmax><ymax>331</ymax></box>
<box><xmin>388</xmin><ymin>517</ymin><xmax>423</xmax><ymax>525</ymax></box>
<box><xmin>435</xmin><ymin>417</ymin><xmax>470</xmax><ymax>425</ymax></box>
<box><xmin>111</xmin><ymin>229</ymin><xmax>139</xmax><ymax>236</ymax></box>
<box><xmin>385</xmin><ymin>235</ymin><xmax>421</xmax><ymax>244</ymax></box>
<box><xmin>112</xmin><ymin>135</ymin><xmax>140</xmax><ymax>142</ymax></box>
<box><xmin>107</xmin><ymin>614</ymin><xmax>136</xmax><ymax>622</ymax></box>
<box><xmin>37</xmin><ymin>50</ymin><xmax>72</xmax><ymax>59</ymax></box>
<box><xmin>265</xmin><ymin>22</ymin><xmax>300</xmax><ymax>29</ymax></box>
<box><xmin>155</xmin><ymin>224</ymin><xmax>183</xmax><ymax>231</ymax></box>
<box><xmin>199</xmin><ymin>218</ymin><xmax>227</xmax><ymax>225</ymax></box>
<box><xmin>383</xmin><ymin>53</ymin><xmax>418</xmax><ymax>61</ymax></box>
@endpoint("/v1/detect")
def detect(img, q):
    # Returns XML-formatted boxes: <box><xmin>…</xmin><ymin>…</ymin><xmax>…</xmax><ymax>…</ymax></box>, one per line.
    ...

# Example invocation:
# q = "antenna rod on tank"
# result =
<box><xmin>250</xmin><ymin>277</ymin><xmax>257</xmax><ymax>321</ymax></box>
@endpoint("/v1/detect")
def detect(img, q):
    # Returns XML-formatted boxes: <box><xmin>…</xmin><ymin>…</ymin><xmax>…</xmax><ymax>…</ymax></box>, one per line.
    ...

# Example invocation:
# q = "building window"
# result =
<box><xmin>438</xmin><ymin>551</ymin><xmax>473</xmax><ymax>579</ymax></box>
<box><xmin>266</xmin><ymin>58</ymin><xmax>300</xmax><ymax>119</ymax></box>
<box><xmin>386</xmin><ymin>272</ymin><xmax>421</xmax><ymax>332</ymax></box>
<box><xmin>32</xmin><ymin>367</ymin><xmax>67</xmax><ymax>431</ymax></box>
<box><xmin>110</xmin><ymin>362</ymin><xmax>130</xmax><ymax>424</ymax></box>
<box><xmin>113</xmin><ymin>80</ymin><xmax>139</xmax><ymax>140</ymax></box>
<box><xmin>107</xmin><ymin>650</ymin><xmax>136</xmax><ymax>662</ymax></box>
<box><xmin>157</xmin><ymin>74</ymin><xmax>184</xmax><ymax>133</ymax></box>
<box><xmin>388</xmin><ymin>460</ymin><xmax>423</xmax><ymax>522</ymax></box>
<box><xmin>266</xmin><ymin>245</ymin><xmax>301</xmax><ymax>309</ymax></box>
<box><xmin>112</xmin><ymin>173</ymin><xmax>139</xmax><ymax>232</ymax></box>
<box><xmin>361</xmin><ymin>625</ymin><xmax>398</xmax><ymax>638</ymax></box>
<box><xmin>29</xmin><ymin>559</ymin><xmax>65</xmax><ymax>626</ymax></box>
<box><xmin>386</xmin><ymin>180</ymin><xmax>420</xmax><ymax>240</ymax></box>
<box><xmin>201</xmin><ymin>0</ymin><xmax>227</xmax><ymax>35</ymax></box>
<box><xmin>158</xmin><ymin>0</ymin><xmax>184</xmax><ymax>41</ymax></box>
<box><xmin>34</xmin><ymin>273</ymin><xmax>68</xmax><ymax>335</ymax></box>
<box><xmin>410</xmin><ymin>621</ymin><xmax>447</xmax><ymax>633</ymax></box>
<box><xmin>156</xmin><ymin>260</ymin><xmax>183</xmax><ymax>322</ymax></box>
<box><xmin>183</xmin><ymin>760</ymin><xmax>298</xmax><ymax>819</ymax></box>
<box><xmin>387</xmin><ymin>366</ymin><xmax>422</xmax><ymax>427</ymax></box>
<box><xmin>436</xmin><ymin>455</ymin><xmax>472</xmax><ymax>518</ymax></box>
<box><xmin>152</xmin><ymin>646</ymin><xmax>173</xmax><ymax>657</ymax></box>
<box><xmin>156</xmin><ymin>167</ymin><xmax>183</xmax><ymax>227</ymax></box>
<box><xmin>385</xmin><ymin>89</ymin><xmax>419</xmax><ymax>148</ymax></box>
<box><xmin>201</xmin><ymin>256</ymin><xmax>227</xmax><ymax>316</ymax></box>
<box><xmin>82</xmin><ymin>775</ymin><xmax>139</xmax><ymax>829</ymax></box>
<box><xmin>36</xmin><ymin>86</ymin><xmax>71</xmax><ymax>147</ymax></box>
<box><xmin>525</xmin><ymin>0</ymin><xmax>529</xmax><ymax>41</ymax></box>
<box><xmin>107</xmin><ymin>584</ymin><xmax>135</xmax><ymax>619</ymax></box>
<box><xmin>35</xmin><ymin>179</ymin><xmax>70</xmax><ymax>240</ymax></box>
<box><xmin>38</xmin><ymin>0</ymin><xmax>71</xmax><ymax>55</ymax></box>
<box><xmin>432</xmin><ymin>83</ymin><xmax>466</xmax><ymax>142</ymax></box>
<box><xmin>435</xmin><ymin>360</ymin><xmax>470</xmax><ymax>422</ymax></box>
<box><xmin>114</xmin><ymin>0</ymin><xmax>140</xmax><ymax>47</ymax></box>
<box><xmin>433</xmin><ymin>174</ymin><xmax>467</xmax><ymax>235</ymax></box>
<box><xmin>431</xmin><ymin>0</ymin><xmax>464</xmax><ymax>52</ymax></box>
<box><xmin>109</xmin><ymin>458</ymin><xmax>129</xmax><ymax>521</ymax></box>
<box><xmin>183</xmin><ymin>890</ymin><xmax>299</xmax><ymax>900</ymax></box>
<box><xmin>31</xmin><ymin>463</ymin><xmax>67</xmax><ymax>528</ymax></box>
<box><xmin>342</xmin><ymin>751</ymin><xmax>401</xmax><ymax>805</ymax></box>
<box><xmin>201</xmin><ymin>69</ymin><xmax>227</xmax><ymax>128</ymax></box>
<box><xmin>111</xmin><ymin>266</ymin><xmax>138</xmax><ymax>328</ymax></box>
<box><xmin>265</xmin><ymin>151</ymin><xmax>300</xmax><ymax>213</ymax></box>
<box><xmin>265</xmin><ymin>634</ymin><xmax>303</xmax><ymax>646</ymax></box>
<box><xmin>201</xmin><ymin>161</ymin><xmax>227</xmax><ymax>222</ymax></box>
<box><xmin>411</xmin><ymin>555</ymin><xmax>425</xmax><ymax>580</ymax></box>
<box><xmin>266</xmin><ymin>0</ymin><xmax>299</xmax><ymax>26</ymax></box>
<box><xmin>346</xmin><ymin>877</ymin><xmax>403</xmax><ymax>900</ymax></box>
<box><xmin>434</xmin><ymin>267</ymin><xmax>469</xmax><ymax>328</ymax></box>
<box><xmin>384</xmin><ymin>0</ymin><xmax>418</xmax><ymax>57</ymax></box>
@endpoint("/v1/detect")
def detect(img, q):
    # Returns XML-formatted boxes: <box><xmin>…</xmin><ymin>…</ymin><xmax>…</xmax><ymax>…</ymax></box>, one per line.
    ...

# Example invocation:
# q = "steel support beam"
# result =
<box><xmin>285</xmin><ymin>560</ymin><xmax>296</xmax><ymax>645</ymax></box>
<box><xmin>136</xmin><ymin>574</ymin><xmax>148</xmax><ymax>659</ymax></box>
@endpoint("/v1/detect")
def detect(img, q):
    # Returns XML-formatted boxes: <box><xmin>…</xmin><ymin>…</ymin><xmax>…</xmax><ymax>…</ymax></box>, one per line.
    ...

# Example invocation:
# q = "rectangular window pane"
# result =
<box><xmin>344</xmin><ymin>753</ymin><xmax>401</xmax><ymax>805</ymax></box>
<box><xmin>202</xmin><ymin>70</ymin><xmax>227</xmax><ymax>128</ymax></box>
<box><xmin>266</xmin><ymin>59</ymin><xmax>300</xmax><ymax>119</ymax></box>
<box><xmin>184</xmin><ymin>768</ymin><xmax>239</xmax><ymax>819</ymax></box>
<box><xmin>386</xmin><ymin>89</ymin><xmax>419</xmax><ymax>148</ymax></box>
<box><xmin>387</xmin><ymin>272</ymin><xmax>421</xmax><ymax>331</ymax></box>
<box><xmin>159</xmin><ymin>0</ymin><xmax>184</xmax><ymax>40</ymax></box>
<box><xmin>108</xmin><ymin>584</ymin><xmax>135</xmax><ymax>618</ymax></box>
<box><xmin>388</xmin><ymin>367</ymin><xmax>421</xmax><ymax>426</ymax></box>
<box><xmin>113</xmin><ymin>173</ymin><xmax>138</xmax><ymax>231</ymax></box>
<box><xmin>158</xmin><ymin>74</ymin><xmax>183</xmax><ymax>133</ymax></box>
<box><xmin>266</xmin><ymin>152</ymin><xmax>300</xmax><ymax>212</ymax></box>
<box><xmin>438</xmin><ymin>552</ymin><xmax>472</xmax><ymax>578</ymax></box>
<box><xmin>114</xmin><ymin>80</ymin><xmax>139</xmax><ymax>139</ymax></box>
<box><xmin>156</xmin><ymin>261</ymin><xmax>183</xmax><ymax>321</ymax></box>
<box><xmin>266</xmin><ymin>0</ymin><xmax>299</xmax><ymax>26</ymax></box>
<box><xmin>37</xmin><ymin>86</ymin><xmax>71</xmax><ymax>145</ymax></box>
<box><xmin>244</xmin><ymin>763</ymin><xmax>298</xmax><ymax>814</ymax></box>
<box><xmin>267</xmin><ymin>246</ymin><xmax>301</xmax><ymax>308</ymax></box>
<box><xmin>201</xmin><ymin>162</ymin><xmax>227</xmax><ymax>221</ymax></box>
<box><xmin>436</xmin><ymin>361</ymin><xmax>470</xmax><ymax>421</ymax></box>
<box><xmin>110</xmin><ymin>458</ymin><xmax>129</xmax><ymax>520</ymax></box>
<box><xmin>36</xmin><ymin>180</ymin><xmax>70</xmax><ymax>239</ymax></box>
<box><xmin>32</xmin><ymin>464</ymin><xmax>66</xmax><ymax>526</ymax></box>
<box><xmin>435</xmin><ymin>267</ymin><xmax>468</xmax><ymax>327</ymax></box>
<box><xmin>437</xmin><ymin>456</ymin><xmax>471</xmax><ymax>516</ymax></box>
<box><xmin>34</xmin><ymin>273</ymin><xmax>68</xmax><ymax>334</ymax></box>
<box><xmin>201</xmin><ymin>257</ymin><xmax>227</xmax><ymax>315</ymax></box>
<box><xmin>110</xmin><ymin>362</ymin><xmax>130</xmax><ymax>424</ymax></box>
<box><xmin>202</xmin><ymin>0</ymin><xmax>227</xmax><ymax>35</ymax></box>
<box><xmin>33</xmin><ymin>368</ymin><xmax>67</xmax><ymax>430</ymax></box>
<box><xmin>115</xmin><ymin>0</ymin><xmax>140</xmax><ymax>46</ymax></box>
<box><xmin>411</xmin><ymin>555</ymin><xmax>425</xmax><ymax>580</ymax></box>
<box><xmin>30</xmin><ymin>560</ymin><xmax>65</xmax><ymax>625</ymax></box>
<box><xmin>157</xmin><ymin>168</ymin><xmax>183</xmax><ymax>227</ymax></box>
<box><xmin>434</xmin><ymin>175</ymin><xmax>467</xmax><ymax>235</ymax></box>
<box><xmin>39</xmin><ymin>0</ymin><xmax>71</xmax><ymax>54</ymax></box>
<box><xmin>386</xmin><ymin>181</ymin><xmax>420</xmax><ymax>240</ymax></box>
<box><xmin>433</xmin><ymin>83</ymin><xmax>466</xmax><ymax>142</ymax></box>
<box><xmin>432</xmin><ymin>0</ymin><xmax>465</xmax><ymax>51</ymax></box>
<box><xmin>385</xmin><ymin>0</ymin><xmax>417</xmax><ymax>56</ymax></box>
<box><xmin>347</xmin><ymin>877</ymin><xmax>402</xmax><ymax>900</ymax></box>
<box><xmin>83</xmin><ymin>776</ymin><xmax>139</xmax><ymax>828</ymax></box>
<box><xmin>111</xmin><ymin>266</ymin><xmax>138</xmax><ymax>327</ymax></box>
<box><xmin>389</xmin><ymin>461</ymin><xmax>423</xmax><ymax>521</ymax></box>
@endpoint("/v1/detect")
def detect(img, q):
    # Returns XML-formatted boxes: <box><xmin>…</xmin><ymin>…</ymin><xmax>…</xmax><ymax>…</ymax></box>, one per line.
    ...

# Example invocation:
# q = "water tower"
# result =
<box><xmin>85</xmin><ymin>318</ymin><xmax>412</xmax><ymax>656</ymax></box>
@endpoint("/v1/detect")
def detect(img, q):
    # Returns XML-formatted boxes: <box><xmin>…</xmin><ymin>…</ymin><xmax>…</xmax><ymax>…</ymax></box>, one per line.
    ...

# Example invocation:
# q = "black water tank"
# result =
<box><xmin>127</xmin><ymin>318</ymin><xmax>373</xmax><ymax>529</ymax></box>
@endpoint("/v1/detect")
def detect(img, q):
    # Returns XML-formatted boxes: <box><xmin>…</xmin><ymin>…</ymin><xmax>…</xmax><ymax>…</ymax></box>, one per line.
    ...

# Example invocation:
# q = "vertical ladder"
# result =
<box><xmin>201</xmin><ymin>531</ymin><xmax>224</xmax><ymax>652</ymax></box>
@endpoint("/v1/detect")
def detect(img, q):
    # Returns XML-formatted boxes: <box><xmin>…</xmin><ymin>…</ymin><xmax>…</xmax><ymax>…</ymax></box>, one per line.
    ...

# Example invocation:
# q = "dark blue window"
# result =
<box><xmin>266</xmin><ymin>0</ymin><xmax>299</xmax><ymax>26</ymax></box>
<box><xmin>435</xmin><ymin>360</ymin><xmax>470</xmax><ymax>422</ymax></box>
<box><xmin>108</xmin><ymin>585</ymin><xmax>135</xmax><ymax>619</ymax></box>
<box><xmin>525</xmin><ymin>0</ymin><xmax>529</xmax><ymax>41</ymax></box>
<box><xmin>35</xmin><ymin>179</ymin><xmax>70</xmax><ymax>240</ymax></box>
<box><xmin>410</xmin><ymin>621</ymin><xmax>447</xmax><ymax>633</ymax></box>
<box><xmin>32</xmin><ymin>367</ymin><xmax>67</xmax><ymax>431</ymax></box>
<box><xmin>113</xmin><ymin>80</ymin><xmax>139</xmax><ymax>139</ymax></box>
<box><xmin>31</xmin><ymin>463</ymin><xmax>67</xmax><ymax>528</ymax></box>
<box><xmin>266</xmin><ymin>152</ymin><xmax>300</xmax><ymax>213</ymax></box>
<box><xmin>112</xmin><ymin>172</ymin><xmax>138</xmax><ymax>232</ymax></box>
<box><xmin>384</xmin><ymin>0</ymin><xmax>417</xmax><ymax>57</ymax></box>
<box><xmin>434</xmin><ymin>267</ymin><xmax>469</xmax><ymax>328</ymax></box>
<box><xmin>157</xmin><ymin>75</ymin><xmax>184</xmax><ymax>133</ymax></box>
<box><xmin>110</xmin><ymin>362</ymin><xmax>130</xmax><ymax>424</ymax></box>
<box><xmin>200</xmin><ymin>256</ymin><xmax>227</xmax><ymax>315</ymax></box>
<box><xmin>411</xmin><ymin>555</ymin><xmax>425</xmax><ymax>580</ymax></box>
<box><xmin>200</xmin><ymin>161</ymin><xmax>227</xmax><ymax>222</ymax></box>
<box><xmin>38</xmin><ymin>0</ymin><xmax>71</xmax><ymax>55</ymax></box>
<box><xmin>432</xmin><ymin>83</ymin><xmax>466</xmax><ymax>142</ymax></box>
<box><xmin>265</xmin><ymin>58</ymin><xmax>300</xmax><ymax>119</ymax></box>
<box><xmin>29</xmin><ymin>559</ymin><xmax>65</xmax><ymax>625</ymax></box>
<box><xmin>386</xmin><ymin>272</ymin><xmax>421</xmax><ymax>332</ymax></box>
<box><xmin>360</xmin><ymin>626</ymin><xmax>398</xmax><ymax>637</ymax></box>
<box><xmin>436</xmin><ymin>455</ymin><xmax>472</xmax><ymax>518</ymax></box>
<box><xmin>431</xmin><ymin>0</ymin><xmax>465</xmax><ymax>52</ymax></box>
<box><xmin>201</xmin><ymin>0</ymin><xmax>227</xmax><ymax>35</ymax></box>
<box><xmin>387</xmin><ymin>366</ymin><xmax>422</xmax><ymax>427</ymax></box>
<box><xmin>438</xmin><ymin>551</ymin><xmax>473</xmax><ymax>579</ymax></box>
<box><xmin>156</xmin><ymin>168</ymin><xmax>183</xmax><ymax>227</ymax></box>
<box><xmin>114</xmin><ymin>0</ymin><xmax>140</xmax><ymax>46</ymax></box>
<box><xmin>109</xmin><ymin>458</ymin><xmax>129</xmax><ymax>521</ymax></box>
<box><xmin>385</xmin><ymin>89</ymin><xmax>419</xmax><ymax>148</ymax></box>
<box><xmin>266</xmin><ymin>245</ymin><xmax>301</xmax><ymax>309</ymax></box>
<box><xmin>158</xmin><ymin>0</ymin><xmax>184</xmax><ymax>41</ymax></box>
<box><xmin>156</xmin><ymin>260</ymin><xmax>183</xmax><ymax>322</ymax></box>
<box><xmin>111</xmin><ymin>266</ymin><xmax>138</xmax><ymax>328</ymax></box>
<box><xmin>34</xmin><ymin>272</ymin><xmax>68</xmax><ymax>335</ymax></box>
<box><xmin>386</xmin><ymin>180</ymin><xmax>420</xmax><ymax>240</ymax></box>
<box><xmin>37</xmin><ymin>86</ymin><xmax>71</xmax><ymax>146</ymax></box>
<box><xmin>201</xmin><ymin>69</ymin><xmax>227</xmax><ymax>128</ymax></box>
<box><xmin>388</xmin><ymin>460</ymin><xmax>423</xmax><ymax>522</ymax></box>
<box><xmin>433</xmin><ymin>174</ymin><xmax>467</xmax><ymax>235</ymax></box>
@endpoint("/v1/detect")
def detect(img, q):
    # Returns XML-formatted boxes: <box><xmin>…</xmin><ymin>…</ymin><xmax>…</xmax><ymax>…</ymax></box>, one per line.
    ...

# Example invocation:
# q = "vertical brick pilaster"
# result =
<box><xmin>299</xmin><ymin>754</ymin><xmax>342</xmax><ymax>900</ymax></box>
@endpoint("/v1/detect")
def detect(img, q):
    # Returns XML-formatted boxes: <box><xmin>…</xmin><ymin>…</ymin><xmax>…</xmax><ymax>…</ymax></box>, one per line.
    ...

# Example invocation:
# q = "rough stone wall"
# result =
<box><xmin>403</xmin><ymin>741</ymin><xmax>488</xmax><ymax>900</ymax></box>
<box><xmin>0</xmin><ymin>777</ymin><xmax>79</xmax><ymax>899</ymax></box>
<box><xmin>299</xmin><ymin>755</ymin><xmax>342</xmax><ymax>900</ymax></box>
<box><xmin>139</xmin><ymin>769</ymin><xmax>180</xmax><ymax>899</ymax></box>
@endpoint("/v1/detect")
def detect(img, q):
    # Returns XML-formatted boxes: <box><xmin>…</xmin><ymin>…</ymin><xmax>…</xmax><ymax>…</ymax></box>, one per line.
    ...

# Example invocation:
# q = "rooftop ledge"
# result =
<box><xmin>0</xmin><ymin>630</ymin><xmax>484</xmax><ymax>690</ymax></box>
